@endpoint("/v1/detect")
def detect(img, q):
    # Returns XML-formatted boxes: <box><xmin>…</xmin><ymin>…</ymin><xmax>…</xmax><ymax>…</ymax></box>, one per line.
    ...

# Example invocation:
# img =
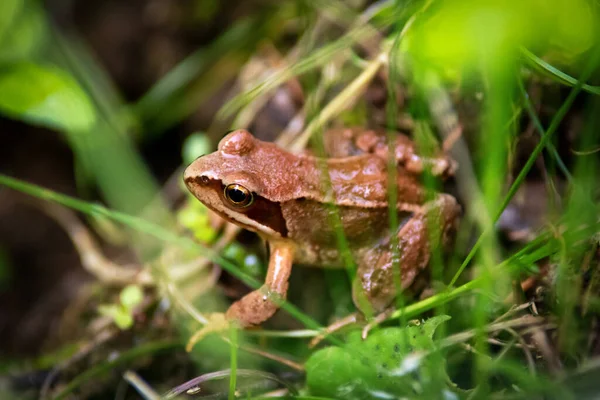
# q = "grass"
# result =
<box><xmin>1</xmin><ymin>0</ymin><xmax>600</xmax><ymax>399</ymax></box>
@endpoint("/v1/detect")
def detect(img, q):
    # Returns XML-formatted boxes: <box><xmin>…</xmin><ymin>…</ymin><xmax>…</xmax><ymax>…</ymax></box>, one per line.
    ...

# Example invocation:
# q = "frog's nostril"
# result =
<box><xmin>183</xmin><ymin>171</ymin><xmax>211</xmax><ymax>189</ymax></box>
<box><xmin>183</xmin><ymin>165</ymin><xmax>200</xmax><ymax>187</ymax></box>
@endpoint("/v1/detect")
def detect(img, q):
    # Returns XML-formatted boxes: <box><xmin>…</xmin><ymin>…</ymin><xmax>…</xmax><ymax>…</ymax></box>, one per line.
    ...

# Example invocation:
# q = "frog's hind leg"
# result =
<box><xmin>352</xmin><ymin>194</ymin><xmax>460</xmax><ymax>318</ymax></box>
<box><xmin>351</xmin><ymin>219</ymin><xmax>429</xmax><ymax>317</ymax></box>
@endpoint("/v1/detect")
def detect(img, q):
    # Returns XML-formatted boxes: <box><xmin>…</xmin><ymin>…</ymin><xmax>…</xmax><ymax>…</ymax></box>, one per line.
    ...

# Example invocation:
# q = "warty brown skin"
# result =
<box><xmin>184</xmin><ymin>129</ymin><xmax>460</xmax><ymax>327</ymax></box>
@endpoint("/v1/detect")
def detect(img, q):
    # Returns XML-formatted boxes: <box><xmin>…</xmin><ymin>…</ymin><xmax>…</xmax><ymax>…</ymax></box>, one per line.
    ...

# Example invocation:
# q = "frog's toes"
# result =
<box><xmin>362</xmin><ymin>308</ymin><xmax>395</xmax><ymax>339</ymax></box>
<box><xmin>361</xmin><ymin>322</ymin><xmax>374</xmax><ymax>340</ymax></box>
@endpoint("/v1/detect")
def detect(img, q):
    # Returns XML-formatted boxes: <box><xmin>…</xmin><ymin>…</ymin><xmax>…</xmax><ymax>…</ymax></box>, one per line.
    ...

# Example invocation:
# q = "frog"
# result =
<box><xmin>183</xmin><ymin>128</ymin><xmax>460</xmax><ymax>347</ymax></box>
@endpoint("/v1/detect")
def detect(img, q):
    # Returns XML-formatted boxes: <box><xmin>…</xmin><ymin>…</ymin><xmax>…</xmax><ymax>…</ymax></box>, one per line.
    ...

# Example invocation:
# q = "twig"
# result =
<box><xmin>290</xmin><ymin>51</ymin><xmax>388</xmax><ymax>152</ymax></box>
<box><xmin>123</xmin><ymin>370</ymin><xmax>161</xmax><ymax>400</ymax></box>
<box><xmin>35</xmin><ymin>201</ymin><xmax>153</xmax><ymax>286</ymax></box>
<box><xmin>440</xmin><ymin>315</ymin><xmax>546</xmax><ymax>348</ymax></box>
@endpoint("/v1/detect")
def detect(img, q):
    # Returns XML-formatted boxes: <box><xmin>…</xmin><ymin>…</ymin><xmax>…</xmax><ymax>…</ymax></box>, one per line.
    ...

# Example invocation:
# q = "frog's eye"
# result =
<box><xmin>224</xmin><ymin>184</ymin><xmax>254</xmax><ymax>208</ymax></box>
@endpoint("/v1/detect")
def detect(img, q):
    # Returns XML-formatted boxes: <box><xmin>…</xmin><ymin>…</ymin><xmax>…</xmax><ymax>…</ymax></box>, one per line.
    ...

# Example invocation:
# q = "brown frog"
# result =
<box><xmin>183</xmin><ymin>128</ymin><xmax>460</xmax><ymax>343</ymax></box>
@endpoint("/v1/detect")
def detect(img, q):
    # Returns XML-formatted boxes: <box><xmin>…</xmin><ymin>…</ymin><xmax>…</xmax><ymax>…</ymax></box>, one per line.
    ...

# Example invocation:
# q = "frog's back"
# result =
<box><xmin>326</xmin><ymin>154</ymin><xmax>426</xmax><ymax>208</ymax></box>
<box><xmin>280</xmin><ymin>196</ymin><xmax>396</xmax><ymax>267</ymax></box>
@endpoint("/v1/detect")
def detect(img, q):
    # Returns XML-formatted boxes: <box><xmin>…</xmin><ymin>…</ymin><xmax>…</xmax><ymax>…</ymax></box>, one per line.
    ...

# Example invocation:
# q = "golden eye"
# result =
<box><xmin>224</xmin><ymin>184</ymin><xmax>253</xmax><ymax>207</ymax></box>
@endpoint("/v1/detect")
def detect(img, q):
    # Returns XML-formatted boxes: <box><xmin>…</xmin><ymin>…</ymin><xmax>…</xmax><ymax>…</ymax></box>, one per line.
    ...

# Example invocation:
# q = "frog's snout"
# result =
<box><xmin>184</xmin><ymin>157</ymin><xmax>214</xmax><ymax>191</ymax></box>
<box><xmin>183</xmin><ymin>161</ymin><xmax>202</xmax><ymax>188</ymax></box>
<box><xmin>183</xmin><ymin>163</ymin><xmax>195</xmax><ymax>188</ymax></box>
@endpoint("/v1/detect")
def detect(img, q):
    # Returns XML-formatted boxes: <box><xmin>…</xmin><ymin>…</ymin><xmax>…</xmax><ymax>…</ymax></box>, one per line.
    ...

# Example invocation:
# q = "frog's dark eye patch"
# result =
<box><xmin>246</xmin><ymin>195</ymin><xmax>288</xmax><ymax>237</ymax></box>
<box><xmin>224</xmin><ymin>184</ymin><xmax>254</xmax><ymax>208</ymax></box>
<box><xmin>218</xmin><ymin>182</ymin><xmax>288</xmax><ymax>237</ymax></box>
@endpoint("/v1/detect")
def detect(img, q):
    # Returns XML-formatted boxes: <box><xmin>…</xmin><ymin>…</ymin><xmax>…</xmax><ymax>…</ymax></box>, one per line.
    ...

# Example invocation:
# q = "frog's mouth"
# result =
<box><xmin>184</xmin><ymin>174</ymin><xmax>288</xmax><ymax>238</ymax></box>
<box><xmin>206</xmin><ymin>205</ymin><xmax>262</xmax><ymax>234</ymax></box>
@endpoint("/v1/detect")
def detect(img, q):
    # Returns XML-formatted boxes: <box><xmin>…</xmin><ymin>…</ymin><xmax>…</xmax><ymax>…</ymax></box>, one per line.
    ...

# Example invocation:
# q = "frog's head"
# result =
<box><xmin>184</xmin><ymin>129</ymin><xmax>305</xmax><ymax>238</ymax></box>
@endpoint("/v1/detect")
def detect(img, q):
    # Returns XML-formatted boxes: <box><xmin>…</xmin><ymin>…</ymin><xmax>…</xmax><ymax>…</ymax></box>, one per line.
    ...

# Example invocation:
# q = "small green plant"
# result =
<box><xmin>98</xmin><ymin>285</ymin><xmax>144</xmax><ymax>330</ymax></box>
<box><xmin>306</xmin><ymin>316</ymin><xmax>454</xmax><ymax>399</ymax></box>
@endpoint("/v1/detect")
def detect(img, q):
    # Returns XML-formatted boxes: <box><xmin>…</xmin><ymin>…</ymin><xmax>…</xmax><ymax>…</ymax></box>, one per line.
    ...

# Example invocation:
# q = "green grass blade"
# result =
<box><xmin>521</xmin><ymin>47</ymin><xmax>600</xmax><ymax>96</ymax></box>
<box><xmin>218</xmin><ymin>24</ymin><xmax>376</xmax><ymax>120</ymax></box>
<box><xmin>0</xmin><ymin>174</ymin><xmax>325</xmax><ymax>333</ymax></box>
<box><xmin>517</xmin><ymin>76</ymin><xmax>573</xmax><ymax>182</ymax></box>
<box><xmin>228</xmin><ymin>326</ymin><xmax>238</xmax><ymax>400</ymax></box>
<box><xmin>449</xmin><ymin>47</ymin><xmax>600</xmax><ymax>287</ymax></box>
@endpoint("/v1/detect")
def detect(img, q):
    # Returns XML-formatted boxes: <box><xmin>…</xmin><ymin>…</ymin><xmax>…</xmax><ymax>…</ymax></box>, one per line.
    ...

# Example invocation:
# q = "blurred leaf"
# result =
<box><xmin>182</xmin><ymin>132</ymin><xmax>213</xmax><ymax>165</ymax></box>
<box><xmin>223</xmin><ymin>243</ymin><xmax>264</xmax><ymax>278</ymax></box>
<box><xmin>100</xmin><ymin>284</ymin><xmax>143</xmax><ymax>329</ymax></box>
<box><xmin>48</xmin><ymin>34</ymin><xmax>173</xmax><ymax>228</ymax></box>
<box><xmin>544</xmin><ymin>0</ymin><xmax>596</xmax><ymax>61</ymax></box>
<box><xmin>0</xmin><ymin>0</ymin><xmax>22</xmax><ymax>43</ymax></box>
<box><xmin>0</xmin><ymin>1</ymin><xmax>48</xmax><ymax>63</ymax></box>
<box><xmin>306</xmin><ymin>315</ymin><xmax>452</xmax><ymax>399</ymax></box>
<box><xmin>0</xmin><ymin>62</ymin><xmax>96</xmax><ymax>132</ymax></box>
<box><xmin>404</xmin><ymin>0</ymin><xmax>597</xmax><ymax>76</ymax></box>
<box><xmin>98</xmin><ymin>304</ymin><xmax>134</xmax><ymax>330</ymax></box>
<box><xmin>30</xmin><ymin>342</ymin><xmax>79</xmax><ymax>371</ymax></box>
<box><xmin>120</xmin><ymin>284</ymin><xmax>144</xmax><ymax>310</ymax></box>
<box><xmin>177</xmin><ymin>198</ymin><xmax>218</xmax><ymax>243</ymax></box>
<box><xmin>223</xmin><ymin>242</ymin><xmax>246</xmax><ymax>265</ymax></box>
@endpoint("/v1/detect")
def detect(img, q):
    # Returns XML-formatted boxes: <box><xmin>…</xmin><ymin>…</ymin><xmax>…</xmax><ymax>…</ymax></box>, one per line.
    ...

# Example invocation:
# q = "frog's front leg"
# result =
<box><xmin>353</xmin><ymin>194</ymin><xmax>460</xmax><ymax>315</ymax></box>
<box><xmin>226</xmin><ymin>240</ymin><xmax>294</xmax><ymax>327</ymax></box>
<box><xmin>186</xmin><ymin>240</ymin><xmax>294</xmax><ymax>351</ymax></box>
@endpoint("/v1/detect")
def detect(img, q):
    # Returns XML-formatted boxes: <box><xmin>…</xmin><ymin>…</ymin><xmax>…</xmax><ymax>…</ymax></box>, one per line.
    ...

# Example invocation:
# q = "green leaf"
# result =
<box><xmin>0</xmin><ymin>63</ymin><xmax>96</xmax><ymax>132</ymax></box>
<box><xmin>0</xmin><ymin>0</ymin><xmax>22</xmax><ymax>43</ymax></box>
<box><xmin>0</xmin><ymin>2</ymin><xmax>47</xmax><ymax>63</ymax></box>
<box><xmin>98</xmin><ymin>304</ymin><xmax>134</xmax><ymax>330</ymax></box>
<box><xmin>306</xmin><ymin>316</ymin><xmax>452</xmax><ymax>399</ymax></box>
<box><xmin>182</xmin><ymin>132</ymin><xmax>212</xmax><ymax>165</ymax></box>
<box><xmin>223</xmin><ymin>243</ymin><xmax>264</xmax><ymax>278</ymax></box>
<box><xmin>418</xmin><ymin>315</ymin><xmax>451</xmax><ymax>340</ymax></box>
<box><xmin>119</xmin><ymin>284</ymin><xmax>144</xmax><ymax>311</ymax></box>
<box><xmin>177</xmin><ymin>197</ymin><xmax>218</xmax><ymax>243</ymax></box>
